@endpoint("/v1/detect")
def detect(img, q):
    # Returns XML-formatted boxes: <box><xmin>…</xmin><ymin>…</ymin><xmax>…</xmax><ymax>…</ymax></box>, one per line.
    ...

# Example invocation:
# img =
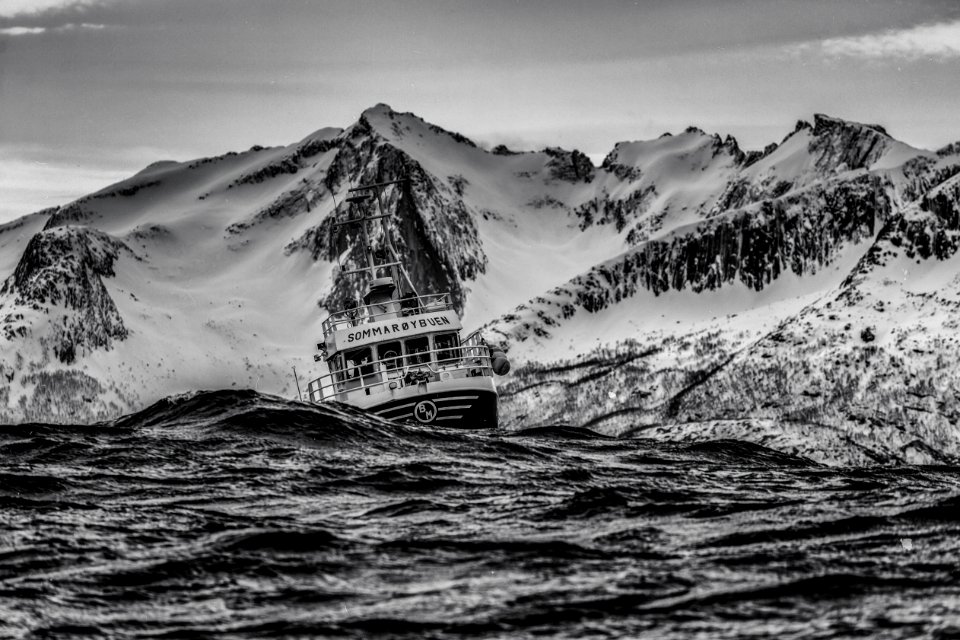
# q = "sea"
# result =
<box><xmin>2</xmin><ymin>390</ymin><xmax>959</xmax><ymax>639</ymax></box>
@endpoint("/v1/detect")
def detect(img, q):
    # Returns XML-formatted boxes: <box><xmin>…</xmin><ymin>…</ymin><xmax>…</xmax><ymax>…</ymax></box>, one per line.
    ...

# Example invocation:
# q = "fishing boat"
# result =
<box><xmin>305</xmin><ymin>178</ymin><xmax>509</xmax><ymax>428</ymax></box>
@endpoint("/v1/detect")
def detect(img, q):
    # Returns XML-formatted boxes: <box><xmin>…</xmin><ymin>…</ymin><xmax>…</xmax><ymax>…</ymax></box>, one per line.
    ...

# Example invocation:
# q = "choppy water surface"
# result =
<box><xmin>2</xmin><ymin>390</ymin><xmax>960</xmax><ymax>639</ymax></box>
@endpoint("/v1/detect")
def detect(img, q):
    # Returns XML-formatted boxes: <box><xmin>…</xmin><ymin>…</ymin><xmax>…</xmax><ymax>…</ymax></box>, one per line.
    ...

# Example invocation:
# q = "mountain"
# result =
<box><xmin>488</xmin><ymin>118</ymin><xmax>960</xmax><ymax>464</ymax></box>
<box><xmin>1</xmin><ymin>104</ymin><xmax>958</xmax><ymax>464</ymax></box>
<box><xmin>0</xmin><ymin>104</ymin><xmax>632</xmax><ymax>422</ymax></box>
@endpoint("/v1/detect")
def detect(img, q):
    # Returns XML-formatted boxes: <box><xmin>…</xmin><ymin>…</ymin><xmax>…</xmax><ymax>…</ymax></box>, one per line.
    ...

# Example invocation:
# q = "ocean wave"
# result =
<box><xmin>106</xmin><ymin>389</ymin><xmax>469</xmax><ymax>452</ymax></box>
<box><xmin>3</xmin><ymin>391</ymin><xmax>960</xmax><ymax>639</ymax></box>
<box><xmin>508</xmin><ymin>424</ymin><xmax>615</xmax><ymax>440</ymax></box>
<box><xmin>678</xmin><ymin>439</ymin><xmax>820</xmax><ymax>467</ymax></box>
<box><xmin>701</xmin><ymin>514</ymin><xmax>890</xmax><ymax>548</ymax></box>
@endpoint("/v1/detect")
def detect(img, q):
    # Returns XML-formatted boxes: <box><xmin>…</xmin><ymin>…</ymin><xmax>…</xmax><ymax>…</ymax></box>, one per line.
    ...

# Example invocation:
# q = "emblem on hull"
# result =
<box><xmin>414</xmin><ymin>400</ymin><xmax>438</xmax><ymax>423</ymax></box>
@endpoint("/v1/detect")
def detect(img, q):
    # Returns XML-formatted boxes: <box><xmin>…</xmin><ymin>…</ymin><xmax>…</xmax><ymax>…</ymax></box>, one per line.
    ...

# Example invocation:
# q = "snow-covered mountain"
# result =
<box><xmin>0</xmin><ymin>104</ymin><xmax>634</xmax><ymax>421</ymax></box>
<box><xmin>1</xmin><ymin>104</ymin><xmax>958</xmax><ymax>463</ymax></box>
<box><xmin>489</xmin><ymin>118</ymin><xmax>960</xmax><ymax>464</ymax></box>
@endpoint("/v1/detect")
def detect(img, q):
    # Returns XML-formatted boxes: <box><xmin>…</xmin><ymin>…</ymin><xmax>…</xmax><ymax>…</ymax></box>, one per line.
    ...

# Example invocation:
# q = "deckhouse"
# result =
<box><xmin>306</xmin><ymin>179</ymin><xmax>508</xmax><ymax>427</ymax></box>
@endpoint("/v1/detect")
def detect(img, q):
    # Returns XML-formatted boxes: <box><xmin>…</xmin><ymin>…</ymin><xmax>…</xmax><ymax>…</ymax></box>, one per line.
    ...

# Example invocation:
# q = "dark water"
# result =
<box><xmin>2</xmin><ymin>390</ymin><xmax>960</xmax><ymax>639</ymax></box>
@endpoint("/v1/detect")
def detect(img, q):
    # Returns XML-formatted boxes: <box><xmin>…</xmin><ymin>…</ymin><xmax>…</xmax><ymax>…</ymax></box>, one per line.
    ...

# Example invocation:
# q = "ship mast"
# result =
<box><xmin>333</xmin><ymin>177</ymin><xmax>418</xmax><ymax>299</ymax></box>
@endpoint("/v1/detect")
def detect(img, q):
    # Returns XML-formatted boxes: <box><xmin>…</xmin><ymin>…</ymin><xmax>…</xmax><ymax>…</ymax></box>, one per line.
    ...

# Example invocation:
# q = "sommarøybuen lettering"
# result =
<box><xmin>346</xmin><ymin>315</ymin><xmax>453</xmax><ymax>344</ymax></box>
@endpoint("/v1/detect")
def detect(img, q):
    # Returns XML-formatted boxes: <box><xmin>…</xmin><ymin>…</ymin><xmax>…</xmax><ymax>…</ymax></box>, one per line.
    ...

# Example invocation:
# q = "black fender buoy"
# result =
<box><xmin>491</xmin><ymin>348</ymin><xmax>510</xmax><ymax>376</ymax></box>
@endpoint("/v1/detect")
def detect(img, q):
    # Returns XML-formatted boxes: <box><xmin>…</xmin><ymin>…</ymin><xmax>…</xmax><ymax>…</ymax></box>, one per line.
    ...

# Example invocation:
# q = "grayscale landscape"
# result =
<box><xmin>3</xmin><ymin>1</ymin><xmax>960</xmax><ymax>638</ymax></box>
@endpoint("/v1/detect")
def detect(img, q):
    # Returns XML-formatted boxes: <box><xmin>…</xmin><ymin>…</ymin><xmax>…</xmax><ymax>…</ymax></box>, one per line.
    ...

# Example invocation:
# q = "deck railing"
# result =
<box><xmin>306</xmin><ymin>331</ymin><xmax>492</xmax><ymax>403</ymax></box>
<box><xmin>322</xmin><ymin>292</ymin><xmax>453</xmax><ymax>335</ymax></box>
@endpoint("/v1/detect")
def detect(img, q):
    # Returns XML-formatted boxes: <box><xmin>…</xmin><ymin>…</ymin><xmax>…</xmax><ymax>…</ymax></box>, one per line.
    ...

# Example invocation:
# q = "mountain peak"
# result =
<box><xmin>355</xmin><ymin>104</ymin><xmax>479</xmax><ymax>150</ymax></box>
<box><xmin>813</xmin><ymin>113</ymin><xmax>889</xmax><ymax>138</ymax></box>
<box><xmin>362</xmin><ymin>103</ymin><xmax>396</xmax><ymax>118</ymax></box>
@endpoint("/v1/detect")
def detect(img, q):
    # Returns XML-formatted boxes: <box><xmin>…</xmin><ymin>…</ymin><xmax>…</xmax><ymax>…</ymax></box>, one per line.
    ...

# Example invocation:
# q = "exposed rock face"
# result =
<box><xmin>492</xmin><ymin>144</ymin><xmax>519</xmax><ymax>156</ymax></box>
<box><xmin>42</xmin><ymin>202</ymin><xmax>97</xmax><ymax>230</ymax></box>
<box><xmin>919</xmin><ymin>178</ymin><xmax>960</xmax><ymax>234</ymax></box>
<box><xmin>230</xmin><ymin>136</ymin><xmax>339</xmax><ymax>188</ymax></box>
<box><xmin>937</xmin><ymin>141</ymin><xmax>960</xmax><ymax>157</ymax></box>
<box><xmin>544</xmin><ymin>147</ymin><xmax>595</xmax><ymax>183</ymax></box>
<box><xmin>0</xmin><ymin>226</ymin><xmax>130</xmax><ymax>363</ymax></box>
<box><xmin>809</xmin><ymin>114</ymin><xmax>894</xmax><ymax>173</ymax></box>
<box><xmin>492</xmin><ymin>174</ymin><xmax>892</xmax><ymax>343</ymax></box>
<box><xmin>226</xmin><ymin>182</ymin><xmax>319</xmax><ymax>235</ymax></box>
<box><xmin>574</xmin><ymin>186</ymin><xmax>656</xmax><ymax>233</ymax></box>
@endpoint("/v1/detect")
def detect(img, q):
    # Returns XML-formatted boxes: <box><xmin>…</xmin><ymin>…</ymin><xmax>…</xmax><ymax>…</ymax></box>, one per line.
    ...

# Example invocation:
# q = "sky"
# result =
<box><xmin>1</xmin><ymin>0</ymin><xmax>960</xmax><ymax>222</ymax></box>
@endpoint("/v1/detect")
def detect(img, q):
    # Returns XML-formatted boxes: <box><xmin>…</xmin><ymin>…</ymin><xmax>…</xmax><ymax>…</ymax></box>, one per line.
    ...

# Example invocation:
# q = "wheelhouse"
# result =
<box><xmin>307</xmin><ymin>287</ymin><xmax>496</xmax><ymax>403</ymax></box>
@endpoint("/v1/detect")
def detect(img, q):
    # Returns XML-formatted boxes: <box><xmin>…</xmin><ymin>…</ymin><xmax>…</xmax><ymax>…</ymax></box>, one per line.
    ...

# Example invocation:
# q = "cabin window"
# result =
<box><xmin>405</xmin><ymin>337</ymin><xmax>430</xmax><ymax>366</ymax></box>
<box><xmin>377</xmin><ymin>341</ymin><xmax>402</xmax><ymax>371</ymax></box>
<box><xmin>435</xmin><ymin>332</ymin><xmax>459</xmax><ymax>364</ymax></box>
<box><xmin>344</xmin><ymin>347</ymin><xmax>373</xmax><ymax>378</ymax></box>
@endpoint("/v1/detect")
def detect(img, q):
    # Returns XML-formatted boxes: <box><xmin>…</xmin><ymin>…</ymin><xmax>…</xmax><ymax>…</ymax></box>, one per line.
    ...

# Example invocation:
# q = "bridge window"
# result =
<box><xmin>405</xmin><ymin>337</ymin><xmax>430</xmax><ymax>366</ymax></box>
<box><xmin>377</xmin><ymin>341</ymin><xmax>402</xmax><ymax>371</ymax></box>
<box><xmin>435</xmin><ymin>333</ymin><xmax>459</xmax><ymax>364</ymax></box>
<box><xmin>344</xmin><ymin>347</ymin><xmax>373</xmax><ymax>379</ymax></box>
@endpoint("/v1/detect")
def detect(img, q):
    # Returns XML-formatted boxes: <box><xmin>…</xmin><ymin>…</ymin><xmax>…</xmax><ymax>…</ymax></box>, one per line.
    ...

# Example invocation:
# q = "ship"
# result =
<box><xmin>305</xmin><ymin>178</ymin><xmax>510</xmax><ymax>428</ymax></box>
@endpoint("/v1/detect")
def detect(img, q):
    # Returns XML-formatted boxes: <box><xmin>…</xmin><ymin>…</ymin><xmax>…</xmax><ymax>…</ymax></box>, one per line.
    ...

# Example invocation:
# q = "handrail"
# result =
<box><xmin>306</xmin><ymin>335</ymin><xmax>493</xmax><ymax>403</ymax></box>
<box><xmin>463</xmin><ymin>328</ymin><xmax>484</xmax><ymax>343</ymax></box>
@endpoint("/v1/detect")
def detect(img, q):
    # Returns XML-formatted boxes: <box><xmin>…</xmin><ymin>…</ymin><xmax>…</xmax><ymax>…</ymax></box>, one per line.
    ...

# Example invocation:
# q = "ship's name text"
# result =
<box><xmin>346</xmin><ymin>316</ymin><xmax>452</xmax><ymax>344</ymax></box>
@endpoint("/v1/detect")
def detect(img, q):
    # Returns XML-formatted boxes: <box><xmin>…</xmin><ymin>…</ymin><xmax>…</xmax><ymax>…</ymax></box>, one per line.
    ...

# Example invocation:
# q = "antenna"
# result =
<box><xmin>328</xmin><ymin>187</ymin><xmax>343</xmax><ymax>274</ymax></box>
<box><xmin>292</xmin><ymin>366</ymin><xmax>303</xmax><ymax>401</ymax></box>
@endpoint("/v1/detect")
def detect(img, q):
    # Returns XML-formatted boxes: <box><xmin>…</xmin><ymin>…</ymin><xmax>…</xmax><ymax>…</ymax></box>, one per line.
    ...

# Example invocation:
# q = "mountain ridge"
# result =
<box><xmin>0</xmin><ymin>104</ymin><xmax>958</xmax><ymax>465</ymax></box>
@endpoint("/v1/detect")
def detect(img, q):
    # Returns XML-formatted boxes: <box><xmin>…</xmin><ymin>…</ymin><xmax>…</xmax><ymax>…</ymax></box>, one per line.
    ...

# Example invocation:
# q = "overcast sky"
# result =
<box><xmin>2</xmin><ymin>0</ymin><xmax>960</xmax><ymax>222</ymax></box>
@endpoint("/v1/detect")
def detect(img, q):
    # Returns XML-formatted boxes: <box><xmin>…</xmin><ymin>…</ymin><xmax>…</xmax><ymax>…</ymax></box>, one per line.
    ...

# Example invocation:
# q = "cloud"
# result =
<box><xmin>57</xmin><ymin>21</ymin><xmax>106</xmax><ymax>31</ymax></box>
<box><xmin>0</xmin><ymin>0</ymin><xmax>104</xmax><ymax>18</ymax></box>
<box><xmin>0</xmin><ymin>21</ymin><xmax>108</xmax><ymax>35</ymax></box>
<box><xmin>0</xmin><ymin>25</ymin><xmax>44</xmax><ymax>34</ymax></box>
<box><xmin>801</xmin><ymin>19</ymin><xmax>960</xmax><ymax>60</ymax></box>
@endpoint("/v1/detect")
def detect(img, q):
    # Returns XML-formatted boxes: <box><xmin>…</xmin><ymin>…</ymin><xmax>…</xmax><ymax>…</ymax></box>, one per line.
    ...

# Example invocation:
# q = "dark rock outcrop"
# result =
<box><xmin>544</xmin><ymin>147</ymin><xmax>596</xmax><ymax>183</ymax></box>
<box><xmin>578</xmin><ymin>174</ymin><xmax>890</xmax><ymax>307</ymax></box>
<box><xmin>230</xmin><ymin>137</ymin><xmax>340</xmax><ymax>188</ymax></box>
<box><xmin>809</xmin><ymin>114</ymin><xmax>895</xmax><ymax>173</ymax></box>
<box><xmin>0</xmin><ymin>226</ymin><xmax>130</xmax><ymax>363</ymax></box>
